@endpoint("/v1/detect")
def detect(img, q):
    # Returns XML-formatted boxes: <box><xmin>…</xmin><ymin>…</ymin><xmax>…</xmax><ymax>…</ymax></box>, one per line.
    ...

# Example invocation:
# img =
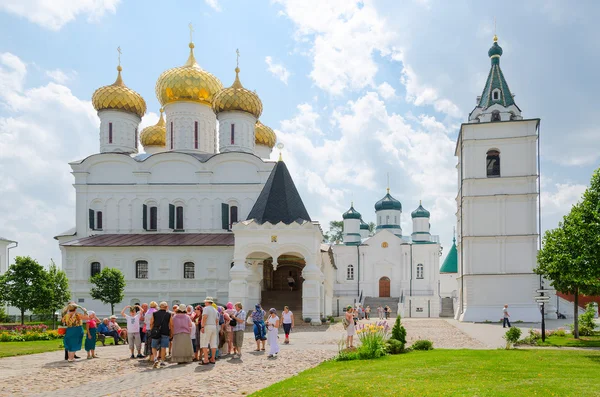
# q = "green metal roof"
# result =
<box><xmin>375</xmin><ymin>190</ymin><xmax>402</xmax><ymax>211</ymax></box>
<box><xmin>411</xmin><ymin>202</ymin><xmax>430</xmax><ymax>218</ymax></box>
<box><xmin>360</xmin><ymin>219</ymin><xmax>369</xmax><ymax>230</ymax></box>
<box><xmin>477</xmin><ymin>38</ymin><xmax>518</xmax><ymax>110</ymax></box>
<box><xmin>440</xmin><ymin>238</ymin><xmax>458</xmax><ymax>273</ymax></box>
<box><xmin>342</xmin><ymin>205</ymin><xmax>361</xmax><ymax>220</ymax></box>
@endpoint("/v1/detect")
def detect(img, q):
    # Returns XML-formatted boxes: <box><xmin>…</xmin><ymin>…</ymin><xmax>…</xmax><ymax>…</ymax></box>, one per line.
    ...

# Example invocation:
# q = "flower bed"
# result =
<box><xmin>0</xmin><ymin>324</ymin><xmax>63</xmax><ymax>342</ymax></box>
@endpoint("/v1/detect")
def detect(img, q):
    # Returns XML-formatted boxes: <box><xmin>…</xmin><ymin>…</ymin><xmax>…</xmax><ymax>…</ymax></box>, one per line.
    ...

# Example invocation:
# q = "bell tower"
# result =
<box><xmin>455</xmin><ymin>35</ymin><xmax>540</xmax><ymax>322</ymax></box>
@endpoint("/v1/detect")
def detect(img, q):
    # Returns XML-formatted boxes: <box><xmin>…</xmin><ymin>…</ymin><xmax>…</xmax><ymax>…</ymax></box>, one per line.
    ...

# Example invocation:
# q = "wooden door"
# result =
<box><xmin>379</xmin><ymin>277</ymin><xmax>390</xmax><ymax>297</ymax></box>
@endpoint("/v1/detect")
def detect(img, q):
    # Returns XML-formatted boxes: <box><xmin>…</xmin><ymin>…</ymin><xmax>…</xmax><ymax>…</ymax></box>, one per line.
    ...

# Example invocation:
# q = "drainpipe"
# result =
<box><xmin>460</xmin><ymin>127</ymin><xmax>464</xmax><ymax>315</ymax></box>
<box><xmin>409</xmin><ymin>244</ymin><xmax>413</xmax><ymax>296</ymax></box>
<box><xmin>7</xmin><ymin>241</ymin><xmax>18</xmax><ymax>269</ymax></box>
<box><xmin>356</xmin><ymin>245</ymin><xmax>360</xmax><ymax>298</ymax></box>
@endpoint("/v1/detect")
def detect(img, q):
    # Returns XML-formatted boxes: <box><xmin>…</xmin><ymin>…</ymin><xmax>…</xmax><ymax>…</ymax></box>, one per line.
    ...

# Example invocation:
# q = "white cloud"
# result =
<box><xmin>204</xmin><ymin>0</ymin><xmax>221</xmax><ymax>12</ymax></box>
<box><xmin>45</xmin><ymin>69</ymin><xmax>76</xmax><ymax>84</ymax></box>
<box><xmin>377</xmin><ymin>82</ymin><xmax>396</xmax><ymax>99</ymax></box>
<box><xmin>265</xmin><ymin>56</ymin><xmax>290</xmax><ymax>84</ymax></box>
<box><xmin>0</xmin><ymin>0</ymin><xmax>120</xmax><ymax>31</ymax></box>
<box><xmin>0</xmin><ymin>52</ymin><xmax>97</xmax><ymax>267</ymax></box>
<box><xmin>541</xmin><ymin>182</ymin><xmax>586</xmax><ymax>216</ymax></box>
<box><xmin>401</xmin><ymin>65</ymin><xmax>462</xmax><ymax>118</ymax></box>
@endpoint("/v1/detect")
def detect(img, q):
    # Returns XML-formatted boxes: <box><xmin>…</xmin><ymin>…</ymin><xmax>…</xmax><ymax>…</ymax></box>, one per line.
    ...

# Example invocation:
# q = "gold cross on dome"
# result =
<box><xmin>189</xmin><ymin>22</ymin><xmax>194</xmax><ymax>42</ymax></box>
<box><xmin>117</xmin><ymin>46</ymin><xmax>122</xmax><ymax>66</ymax></box>
<box><xmin>236</xmin><ymin>48</ymin><xmax>240</xmax><ymax>68</ymax></box>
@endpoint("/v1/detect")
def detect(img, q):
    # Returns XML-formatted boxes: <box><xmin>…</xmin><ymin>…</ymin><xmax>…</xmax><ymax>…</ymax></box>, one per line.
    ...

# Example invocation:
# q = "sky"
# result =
<box><xmin>0</xmin><ymin>0</ymin><xmax>598</xmax><ymax>269</ymax></box>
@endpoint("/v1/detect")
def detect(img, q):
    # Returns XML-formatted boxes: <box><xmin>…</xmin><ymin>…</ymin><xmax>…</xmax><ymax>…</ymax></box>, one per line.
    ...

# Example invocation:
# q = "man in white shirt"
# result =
<box><xmin>502</xmin><ymin>304</ymin><xmax>511</xmax><ymax>328</ymax></box>
<box><xmin>200</xmin><ymin>297</ymin><xmax>219</xmax><ymax>364</ymax></box>
<box><xmin>120</xmin><ymin>305</ymin><xmax>144</xmax><ymax>358</ymax></box>
<box><xmin>287</xmin><ymin>275</ymin><xmax>295</xmax><ymax>291</ymax></box>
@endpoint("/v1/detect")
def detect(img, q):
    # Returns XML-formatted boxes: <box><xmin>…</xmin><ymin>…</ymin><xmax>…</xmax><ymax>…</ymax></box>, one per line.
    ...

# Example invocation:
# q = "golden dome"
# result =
<box><xmin>255</xmin><ymin>120</ymin><xmax>276</xmax><ymax>148</ymax></box>
<box><xmin>212</xmin><ymin>67</ymin><xmax>263</xmax><ymax>118</ymax></box>
<box><xmin>155</xmin><ymin>43</ymin><xmax>223</xmax><ymax>106</ymax></box>
<box><xmin>92</xmin><ymin>66</ymin><xmax>146</xmax><ymax>118</ymax></box>
<box><xmin>140</xmin><ymin>109</ymin><xmax>166</xmax><ymax>147</ymax></box>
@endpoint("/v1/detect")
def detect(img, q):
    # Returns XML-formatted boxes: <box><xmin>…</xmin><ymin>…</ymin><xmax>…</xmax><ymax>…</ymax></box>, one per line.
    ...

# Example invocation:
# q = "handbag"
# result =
<box><xmin>150</xmin><ymin>311</ymin><xmax>168</xmax><ymax>339</ymax></box>
<box><xmin>229</xmin><ymin>317</ymin><xmax>237</xmax><ymax>327</ymax></box>
<box><xmin>342</xmin><ymin>317</ymin><xmax>349</xmax><ymax>330</ymax></box>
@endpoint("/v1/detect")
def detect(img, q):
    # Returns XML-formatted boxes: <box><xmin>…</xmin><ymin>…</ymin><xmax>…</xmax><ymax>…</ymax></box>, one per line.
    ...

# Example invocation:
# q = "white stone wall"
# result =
<box><xmin>255</xmin><ymin>144</ymin><xmax>272</xmax><ymax>160</ymax></box>
<box><xmin>218</xmin><ymin>111</ymin><xmax>256</xmax><ymax>154</ymax></box>
<box><xmin>376</xmin><ymin>209</ymin><xmax>401</xmax><ymax>229</ymax></box>
<box><xmin>98</xmin><ymin>110</ymin><xmax>141</xmax><ymax>154</ymax></box>
<box><xmin>342</xmin><ymin>218</ymin><xmax>360</xmax><ymax>245</ymax></box>
<box><xmin>164</xmin><ymin>102</ymin><xmax>216</xmax><ymax>153</ymax></box>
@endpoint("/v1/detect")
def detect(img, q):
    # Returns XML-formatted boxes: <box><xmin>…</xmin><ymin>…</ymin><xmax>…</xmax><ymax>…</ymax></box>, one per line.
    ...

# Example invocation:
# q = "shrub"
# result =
<box><xmin>327</xmin><ymin>315</ymin><xmax>336</xmax><ymax>323</ymax></box>
<box><xmin>412</xmin><ymin>340</ymin><xmax>434</xmax><ymax>351</ymax></box>
<box><xmin>321</xmin><ymin>318</ymin><xmax>327</xmax><ymax>323</ymax></box>
<box><xmin>503</xmin><ymin>326</ymin><xmax>522</xmax><ymax>349</ymax></box>
<box><xmin>0</xmin><ymin>307</ymin><xmax>9</xmax><ymax>323</ymax></box>
<box><xmin>552</xmin><ymin>328</ymin><xmax>567</xmax><ymax>337</ymax></box>
<box><xmin>304</xmin><ymin>317</ymin><xmax>312</xmax><ymax>323</ymax></box>
<box><xmin>356</xmin><ymin>321</ymin><xmax>390</xmax><ymax>359</ymax></box>
<box><xmin>578</xmin><ymin>304</ymin><xmax>598</xmax><ymax>336</ymax></box>
<box><xmin>386</xmin><ymin>338</ymin><xmax>404</xmax><ymax>354</ymax></box>
<box><xmin>390</xmin><ymin>316</ymin><xmax>406</xmax><ymax>346</ymax></box>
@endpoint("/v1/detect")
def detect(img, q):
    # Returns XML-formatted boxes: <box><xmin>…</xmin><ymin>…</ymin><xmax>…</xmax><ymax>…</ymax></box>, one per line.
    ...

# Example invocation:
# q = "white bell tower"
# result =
<box><xmin>455</xmin><ymin>35</ymin><xmax>540</xmax><ymax>322</ymax></box>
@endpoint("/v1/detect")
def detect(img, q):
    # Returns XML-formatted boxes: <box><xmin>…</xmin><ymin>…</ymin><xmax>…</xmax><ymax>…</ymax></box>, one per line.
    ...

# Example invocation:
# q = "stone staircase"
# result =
<box><xmin>363</xmin><ymin>297</ymin><xmax>400</xmax><ymax>317</ymax></box>
<box><xmin>440</xmin><ymin>297</ymin><xmax>454</xmax><ymax>317</ymax></box>
<box><xmin>260</xmin><ymin>290</ymin><xmax>304</xmax><ymax>323</ymax></box>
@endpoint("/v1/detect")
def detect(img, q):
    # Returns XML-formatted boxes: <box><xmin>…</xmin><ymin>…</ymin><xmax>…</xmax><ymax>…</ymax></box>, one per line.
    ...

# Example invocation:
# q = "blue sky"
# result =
<box><xmin>0</xmin><ymin>0</ymin><xmax>598</xmax><ymax>268</ymax></box>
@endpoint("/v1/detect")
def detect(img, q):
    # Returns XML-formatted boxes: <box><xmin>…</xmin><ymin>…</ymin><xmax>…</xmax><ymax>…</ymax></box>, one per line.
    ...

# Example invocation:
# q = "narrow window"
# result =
<box><xmin>134</xmin><ymin>128</ymin><xmax>138</xmax><ymax>148</ymax></box>
<box><xmin>231</xmin><ymin>124</ymin><xmax>235</xmax><ymax>145</ymax></box>
<box><xmin>493</xmin><ymin>91</ymin><xmax>499</xmax><ymax>100</ymax></box>
<box><xmin>486</xmin><ymin>150</ymin><xmax>501</xmax><ymax>177</ymax></box>
<box><xmin>89</xmin><ymin>209</ymin><xmax>95</xmax><ymax>230</ymax></box>
<box><xmin>90</xmin><ymin>262</ymin><xmax>101</xmax><ymax>277</ymax></box>
<box><xmin>229</xmin><ymin>205</ymin><xmax>238</xmax><ymax>228</ymax></box>
<box><xmin>108</xmin><ymin>122</ymin><xmax>113</xmax><ymax>144</ymax></box>
<box><xmin>184</xmin><ymin>262</ymin><xmax>195</xmax><ymax>279</ymax></box>
<box><xmin>149</xmin><ymin>206</ymin><xmax>158</xmax><ymax>230</ymax></box>
<box><xmin>394</xmin><ymin>216</ymin><xmax>397</xmax><ymax>224</ymax></box>
<box><xmin>347</xmin><ymin>264</ymin><xmax>354</xmax><ymax>280</ymax></box>
<box><xmin>386</xmin><ymin>215</ymin><xmax>390</xmax><ymax>224</ymax></box>
<box><xmin>170</xmin><ymin>122</ymin><xmax>174</xmax><ymax>149</ymax></box>
<box><xmin>194</xmin><ymin>121</ymin><xmax>198</xmax><ymax>149</ymax></box>
<box><xmin>96</xmin><ymin>211</ymin><xmax>103</xmax><ymax>230</ymax></box>
<box><xmin>136</xmin><ymin>260</ymin><xmax>148</xmax><ymax>279</ymax></box>
<box><xmin>176</xmin><ymin>206</ymin><xmax>184</xmax><ymax>230</ymax></box>
<box><xmin>416</xmin><ymin>263</ymin><xmax>424</xmax><ymax>279</ymax></box>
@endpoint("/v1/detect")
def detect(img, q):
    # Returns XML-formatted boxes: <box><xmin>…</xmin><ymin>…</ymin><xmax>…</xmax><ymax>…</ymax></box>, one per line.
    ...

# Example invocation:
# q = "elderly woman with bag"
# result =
<box><xmin>62</xmin><ymin>303</ymin><xmax>89</xmax><ymax>362</ymax></box>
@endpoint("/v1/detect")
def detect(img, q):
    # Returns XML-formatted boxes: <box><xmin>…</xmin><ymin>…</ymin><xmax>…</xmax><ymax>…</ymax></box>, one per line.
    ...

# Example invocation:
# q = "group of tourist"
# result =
<box><xmin>60</xmin><ymin>298</ymin><xmax>295</xmax><ymax>367</ymax></box>
<box><xmin>342</xmin><ymin>303</ymin><xmax>393</xmax><ymax>348</ymax></box>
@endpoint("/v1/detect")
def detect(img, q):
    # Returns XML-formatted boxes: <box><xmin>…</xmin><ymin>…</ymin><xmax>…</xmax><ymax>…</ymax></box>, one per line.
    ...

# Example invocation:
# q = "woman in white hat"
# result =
<box><xmin>171</xmin><ymin>303</ymin><xmax>194</xmax><ymax>364</ymax></box>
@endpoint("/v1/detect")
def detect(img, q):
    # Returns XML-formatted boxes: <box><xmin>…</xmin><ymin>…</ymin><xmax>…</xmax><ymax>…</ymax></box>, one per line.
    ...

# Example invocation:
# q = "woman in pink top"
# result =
<box><xmin>85</xmin><ymin>311</ymin><xmax>98</xmax><ymax>359</ymax></box>
<box><xmin>225</xmin><ymin>302</ymin><xmax>236</xmax><ymax>355</ymax></box>
<box><xmin>171</xmin><ymin>304</ymin><xmax>194</xmax><ymax>364</ymax></box>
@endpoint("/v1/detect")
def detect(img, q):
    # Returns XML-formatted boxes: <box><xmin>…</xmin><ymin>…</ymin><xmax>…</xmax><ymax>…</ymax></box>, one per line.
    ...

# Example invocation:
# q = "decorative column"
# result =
<box><xmin>228</xmin><ymin>260</ymin><xmax>249</xmax><ymax>309</ymax></box>
<box><xmin>302</xmin><ymin>263</ymin><xmax>323</xmax><ymax>325</ymax></box>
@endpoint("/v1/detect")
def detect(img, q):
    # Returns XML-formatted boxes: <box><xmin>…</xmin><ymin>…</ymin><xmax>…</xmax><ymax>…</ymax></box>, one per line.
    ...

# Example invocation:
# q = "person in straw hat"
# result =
<box><xmin>200</xmin><ymin>297</ymin><xmax>219</xmax><ymax>365</ymax></box>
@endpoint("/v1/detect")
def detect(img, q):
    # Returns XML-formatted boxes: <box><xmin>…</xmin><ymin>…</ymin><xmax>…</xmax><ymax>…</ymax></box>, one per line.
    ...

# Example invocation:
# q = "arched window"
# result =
<box><xmin>492</xmin><ymin>89</ymin><xmax>500</xmax><ymax>101</ymax></box>
<box><xmin>347</xmin><ymin>264</ymin><xmax>354</xmax><ymax>280</ymax></box>
<box><xmin>90</xmin><ymin>262</ymin><xmax>101</xmax><ymax>277</ymax></box>
<box><xmin>486</xmin><ymin>150</ymin><xmax>501</xmax><ymax>178</ymax></box>
<box><xmin>176</xmin><ymin>206</ymin><xmax>184</xmax><ymax>230</ymax></box>
<box><xmin>184</xmin><ymin>262</ymin><xmax>195</xmax><ymax>279</ymax></box>
<box><xmin>491</xmin><ymin>110</ymin><xmax>501</xmax><ymax>122</ymax></box>
<box><xmin>416</xmin><ymin>263</ymin><xmax>424</xmax><ymax>279</ymax></box>
<box><xmin>136</xmin><ymin>260</ymin><xmax>148</xmax><ymax>279</ymax></box>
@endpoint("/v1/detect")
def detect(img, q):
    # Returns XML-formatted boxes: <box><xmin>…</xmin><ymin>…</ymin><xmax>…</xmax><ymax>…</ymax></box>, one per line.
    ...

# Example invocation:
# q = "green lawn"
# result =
<box><xmin>537</xmin><ymin>335</ymin><xmax>600</xmax><ymax>347</ymax></box>
<box><xmin>253</xmin><ymin>349</ymin><xmax>600</xmax><ymax>397</ymax></box>
<box><xmin>0</xmin><ymin>340</ymin><xmax>64</xmax><ymax>358</ymax></box>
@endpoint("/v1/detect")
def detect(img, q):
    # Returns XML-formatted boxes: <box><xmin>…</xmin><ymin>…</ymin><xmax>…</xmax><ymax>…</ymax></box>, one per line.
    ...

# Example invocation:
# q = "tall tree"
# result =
<box><xmin>90</xmin><ymin>268</ymin><xmax>125</xmax><ymax>315</ymax></box>
<box><xmin>368</xmin><ymin>222</ymin><xmax>376</xmax><ymax>236</ymax></box>
<box><xmin>0</xmin><ymin>256</ymin><xmax>49</xmax><ymax>324</ymax></box>
<box><xmin>323</xmin><ymin>220</ymin><xmax>344</xmax><ymax>244</ymax></box>
<box><xmin>536</xmin><ymin>168</ymin><xmax>600</xmax><ymax>338</ymax></box>
<box><xmin>44</xmin><ymin>260</ymin><xmax>71</xmax><ymax>329</ymax></box>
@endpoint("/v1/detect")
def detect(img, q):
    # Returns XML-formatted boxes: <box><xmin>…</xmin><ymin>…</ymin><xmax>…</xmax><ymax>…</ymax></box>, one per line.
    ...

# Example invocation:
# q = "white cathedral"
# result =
<box><xmin>48</xmin><ymin>35</ymin><xmax>550</xmax><ymax>323</ymax></box>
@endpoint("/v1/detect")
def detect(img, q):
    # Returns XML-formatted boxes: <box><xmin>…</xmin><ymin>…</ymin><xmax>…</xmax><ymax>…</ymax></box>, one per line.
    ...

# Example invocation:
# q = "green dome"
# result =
<box><xmin>411</xmin><ymin>202</ymin><xmax>430</xmax><ymax>218</ymax></box>
<box><xmin>360</xmin><ymin>220</ymin><xmax>369</xmax><ymax>230</ymax></box>
<box><xmin>374</xmin><ymin>191</ymin><xmax>402</xmax><ymax>211</ymax></box>
<box><xmin>440</xmin><ymin>238</ymin><xmax>458</xmax><ymax>273</ymax></box>
<box><xmin>488</xmin><ymin>41</ymin><xmax>503</xmax><ymax>59</ymax></box>
<box><xmin>343</xmin><ymin>205</ymin><xmax>361</xmax><ymax>220</ymax></box>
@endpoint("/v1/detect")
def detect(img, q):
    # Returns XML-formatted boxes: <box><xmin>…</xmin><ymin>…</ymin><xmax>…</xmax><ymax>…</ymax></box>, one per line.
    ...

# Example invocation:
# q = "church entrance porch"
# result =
<box><xmin>261</xmin><ymin>255</ymin><xmax>304</xmax><ymax>324</ymax></box>
<box><xmin>379</xmin><ymin>277</ymin><xmax>391</xmax><ymax>297</ymax></box>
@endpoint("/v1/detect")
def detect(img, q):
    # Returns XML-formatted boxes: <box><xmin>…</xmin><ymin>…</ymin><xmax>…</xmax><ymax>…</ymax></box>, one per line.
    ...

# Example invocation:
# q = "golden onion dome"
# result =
<box><xmin>155</xmin><ymin>42</ymin><xmax>223</xmax><ymax>106</ymax></box>
<box><xmin>140</xmin><ymin>109</ymin><xmax>166</xmax><ymax>147</ymax></box>
<box><xmin>255</xmin><ymin>120</ymin><xmax>276</xmax><ymax>148</ymax></box>
<box><xmin>92</xmin><ymin>65</ymin><xmax>146</xmax><ymax>118</ymax></box>
<box><xmin>212</xmin><ymin>67</ymin><xmax>263</xmax><ymax>118</ymax></box>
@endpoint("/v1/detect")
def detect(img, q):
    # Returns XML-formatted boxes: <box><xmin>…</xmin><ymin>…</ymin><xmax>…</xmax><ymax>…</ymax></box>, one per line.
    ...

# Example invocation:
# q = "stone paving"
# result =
<box><xmin>0</xmin><ymin>318</ymin><xmax>487</xmax><ymax>397</ymax></box>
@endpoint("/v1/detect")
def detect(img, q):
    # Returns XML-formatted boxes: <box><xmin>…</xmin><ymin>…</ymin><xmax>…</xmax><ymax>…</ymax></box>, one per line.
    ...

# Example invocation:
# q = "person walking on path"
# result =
<box><xmin>150</xmin><ymin>301</ymin><xmax>172</xmax><ymax>368</ymax></box>
<box><xmin>365</xmin><ymin>306</ymin><xmax>371</xmax><ymax>320</ymax></box>
<box><xmin>230</xmin><ymin>302</ymin><xmax>246</xmax><ymax>359</ymax></box>
<box><xmin>252</xmin><ymin>304</ymin><xmax>267</xmax><ymax>351</ymax></box>
<box><xmin>172</xmin><ymin>304</ymin><xmax>194</xmax><ymax>364</ymax></box>
<box><xmin>345</xmin><ymin>305</ymin><xmax>355</xmax><ymax>349</ymax></box>
<box><xmin>287</xmin><ymin>274</ymin><xmax>296</xmax><ymax>291</ymax></box>
<box><xmin>266</xmin><ymin>308</ymin><xmax>280</xmax><ymax>358</ymax></box>
<box><xmin>121</xmin><ymin>304</ymin><xmax>144</xmax><ymax>359</ymax></box>
<box><xmin>377</xmin><ymin>306</ymin><xmax>384</xmax><ymax>320</ymax></box>
<box><xmin>62</xmin><ymin>303</ymin><xmax>88</xmax><ymax>362</ymax></box>
<box><xmin>502</xmin><ymin>304</ymin><xmax>511</xmax><ymax>328</ymax></box>
<box><xmin>200</xmin><ymin>297</ymin><xmax>219</xmax><ymax>365</ymax></box>
<box><xmin>84</xmin><ymin>311</ymin><xmax>98</xmax><ymax>359</ymax></box>
<box><xmin>281</xmin><ymin>306</ymin><xmax>294</xmax><ymax>344</ymax></box>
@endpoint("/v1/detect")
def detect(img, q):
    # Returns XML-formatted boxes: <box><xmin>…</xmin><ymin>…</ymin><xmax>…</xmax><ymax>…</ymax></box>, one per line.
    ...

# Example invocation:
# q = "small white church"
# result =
<box><xmin>48</xmin><ymin>34</ymin><xmax>555</xmax><ymax>323</ymax></box>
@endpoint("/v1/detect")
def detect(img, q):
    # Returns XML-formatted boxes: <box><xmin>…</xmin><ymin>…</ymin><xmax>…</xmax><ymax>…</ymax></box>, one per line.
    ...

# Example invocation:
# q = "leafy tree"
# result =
<box><xmin>0</xmin><ymin>256</ymin><xmax>49</xmax><ymax>324</ymax></box>
<box><xmin>536</xmin><ymin>168</ymin><xmax>600</xmax><ymax>338</ymax></box>
<box><xmin>43</xmin><ymin>260</ymin><xmax>71</xmax><ymax>328</ymax></box>
<box><xmin>368</xmin><ymin>222</ymin><xmax>376</xmax><ymax>236</ymax></box>
<box><xmin>324</xmin><ymin>220</ymin><xmax>344</xmax><ymax>244</ymax></box>
<box><xmin>90</xmin><ymin>267</ymin><xmax>125</xmax><ymax>314</ymax></box>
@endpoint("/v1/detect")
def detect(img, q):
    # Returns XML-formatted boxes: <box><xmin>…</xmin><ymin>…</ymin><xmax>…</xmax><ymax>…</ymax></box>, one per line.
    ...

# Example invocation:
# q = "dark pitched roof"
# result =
<box><xmin>247</xmin><ymin>160</ymin><xmax>311</xmax><ymax>225</ymax></box>
<box><xmin>60</xmin><ymin>233</ymin><xmax>234</xmax><ymax>247</ymax></box>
